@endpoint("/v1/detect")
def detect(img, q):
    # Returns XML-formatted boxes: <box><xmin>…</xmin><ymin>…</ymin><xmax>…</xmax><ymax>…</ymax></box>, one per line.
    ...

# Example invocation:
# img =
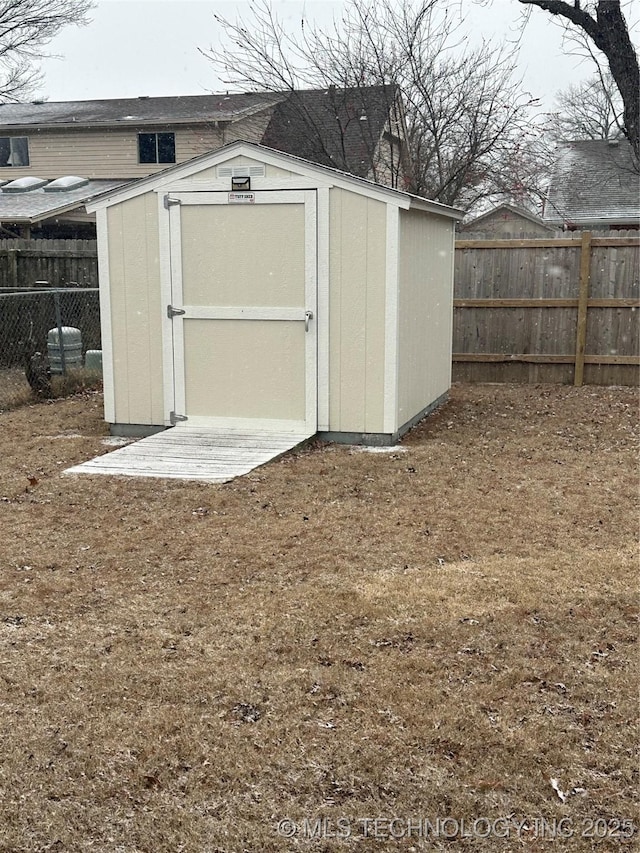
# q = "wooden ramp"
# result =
<box><xmin>65</xmin><ymin>427</ymin><xmax>312</xmax><ymax>484</ymax></box>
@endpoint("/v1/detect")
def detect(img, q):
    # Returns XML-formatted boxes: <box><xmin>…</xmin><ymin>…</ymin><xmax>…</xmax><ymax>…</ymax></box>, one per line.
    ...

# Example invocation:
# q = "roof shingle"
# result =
<box><xmin>544</xmin><ymin>140</ymin><xmax>640</xmax><ymax>227</ymax></box>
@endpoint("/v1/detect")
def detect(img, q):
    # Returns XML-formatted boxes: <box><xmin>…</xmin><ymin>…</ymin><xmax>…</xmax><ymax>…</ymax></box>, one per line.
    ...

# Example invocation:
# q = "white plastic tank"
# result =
<box><xmin>47</xmin><ymin>326</ymin><xmax>83</xmax><ymax>374</ymax></box>
<box><xmin>84</xmin><ymin>349</ymin><xmax>103</xmax><ymax>375</ymax></box>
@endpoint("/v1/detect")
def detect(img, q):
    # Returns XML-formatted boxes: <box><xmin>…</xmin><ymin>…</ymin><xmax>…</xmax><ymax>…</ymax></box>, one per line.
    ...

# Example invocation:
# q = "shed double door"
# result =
<box><xmin>167</xmin><ymin>190</ymin><xmax>317</xmax><ymax>433</ymax></box>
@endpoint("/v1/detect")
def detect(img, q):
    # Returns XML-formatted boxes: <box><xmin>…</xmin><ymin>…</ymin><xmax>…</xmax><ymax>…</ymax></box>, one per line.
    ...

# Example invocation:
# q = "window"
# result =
<box><xmin>138</xmin><ymin>132</ymin><xmax>175</xmax><ymax>164</ymax></box>
<box><xmin>0</xmin><ymin>137</ymin><xmax>29</xmax><ymax>167</ymax></box>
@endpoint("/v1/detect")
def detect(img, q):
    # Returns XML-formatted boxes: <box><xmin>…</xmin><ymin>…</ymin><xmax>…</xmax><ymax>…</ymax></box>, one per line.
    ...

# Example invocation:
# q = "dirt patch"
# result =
<box><xmin>0</xmin><ymin>384</ymin><xmax>637</xmax><ymax>851</ymax></box>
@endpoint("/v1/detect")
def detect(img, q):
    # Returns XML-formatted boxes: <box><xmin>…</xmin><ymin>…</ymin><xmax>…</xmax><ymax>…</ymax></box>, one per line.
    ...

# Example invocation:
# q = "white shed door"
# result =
<box><xmin>167</xmin><ymin>190</ymin><xmax>317</xmax><ymax>433</ymax></box>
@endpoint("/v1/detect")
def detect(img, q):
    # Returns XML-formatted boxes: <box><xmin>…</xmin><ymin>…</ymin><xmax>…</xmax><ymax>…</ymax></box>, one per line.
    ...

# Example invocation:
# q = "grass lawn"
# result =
<box><xmin>0</xmin><ymin>383</ymin><xmax>637</xmax><ymax>852</ymax></box>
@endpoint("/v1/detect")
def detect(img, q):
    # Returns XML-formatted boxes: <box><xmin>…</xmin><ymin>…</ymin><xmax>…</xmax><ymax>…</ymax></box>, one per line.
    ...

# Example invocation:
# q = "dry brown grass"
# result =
<box><xmin>0</xmin><ymin>383</ymin><xmax>638</xmax><ymax>852</ymax></box>
<box><xmin>0</xmin><ymin>366</ymin><xmax>103</xmax><ymax>413</ymax></box>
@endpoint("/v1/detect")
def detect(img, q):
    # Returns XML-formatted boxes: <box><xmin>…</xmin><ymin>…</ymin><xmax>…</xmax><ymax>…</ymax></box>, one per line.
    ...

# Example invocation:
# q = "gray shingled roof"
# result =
<box><xmin>0</xmin><ymin>88</ymin><xmax>398</xmax><ymax>180</ymax></box>
<box><xmin>0</xmin><ymin>93</ymin><xmax>285</xmax><ymax>128</ymax></box>
<box><xmin>262</xmin><ymin>85</ymin><xmax>398</xmax><ymax>178</ymax></box>
<box><xmin>0</xmin><ymin>179</ymin><xmax>126</xmax><ymax>222</ymax></box>
<box><xmin>544</xmin><ymin>140</ymin><xmax>640</xmax><ymax>227</ymax></box>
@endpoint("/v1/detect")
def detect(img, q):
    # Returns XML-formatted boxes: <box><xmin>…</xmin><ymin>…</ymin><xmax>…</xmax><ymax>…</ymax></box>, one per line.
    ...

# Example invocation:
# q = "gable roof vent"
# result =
<box><xmin>217</xmin><ymin>163</ymin><xmax>265</xmax><ymax>178</ymax></box>
<box><xmin>2</xmin><ymin>176</ymin><xmax>48</xmax><ymax>193</ymax></box>
<box><xmin>44</xmin><ymin>176</ymin><xmax>90</xmax><ymax>192</ymax></box>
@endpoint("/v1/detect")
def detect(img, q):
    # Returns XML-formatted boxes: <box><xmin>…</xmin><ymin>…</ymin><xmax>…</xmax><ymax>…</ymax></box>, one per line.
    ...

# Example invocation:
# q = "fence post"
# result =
<box><xmin>574</xmin><ymin>231</ymin><xmax>592</xmax><ymax>386</ymax></box>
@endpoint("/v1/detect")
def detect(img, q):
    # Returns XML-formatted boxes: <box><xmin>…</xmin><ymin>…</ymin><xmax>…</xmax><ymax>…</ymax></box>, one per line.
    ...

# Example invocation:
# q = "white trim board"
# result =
<box><xmin>181</xmin><ymin>306</ymin><xmax>308</xmax><ymax>321</ymax></box>
<box><xmin>316</xmin><ymin>187</ymin><xmax>330</xmax><ymax>432</ymax></box>
<box><xmin>383</xmin><ymin>204</ymin><xmax>400</xmax><ymax>434</ymax></box>
<box><xmin>158</xmin><ymin>190</ymin><xmax>175</xmax><ymax>426</ymax></box>
<box><xmin>168</xmin><ymin>201</ymin><xmax>186</xmax><ymax>422</ymax></box>
<box><xmin>95</xmin><ymin>208</ymin><xmax>115</xmax><ymax>424</ymax></box>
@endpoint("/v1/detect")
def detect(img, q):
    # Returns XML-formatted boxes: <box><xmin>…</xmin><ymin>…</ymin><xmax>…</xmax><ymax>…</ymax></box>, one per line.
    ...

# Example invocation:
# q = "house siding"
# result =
<box><xmin>0</xmin><ymin>111</ymin><xmax>274</xmax><ymax>179</ymax></box>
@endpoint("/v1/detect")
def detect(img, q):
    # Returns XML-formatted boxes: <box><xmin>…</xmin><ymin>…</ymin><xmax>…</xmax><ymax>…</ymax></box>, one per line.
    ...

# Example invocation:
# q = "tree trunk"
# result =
<box><xmin>594</xmin><ymin>2</ymin><xmax>639</xmax><ymax>162</ymax></box>
<box><xmin>519</xmin><ymin>1</ymin><xmax>639</xmax><ymax>163</ymax></box>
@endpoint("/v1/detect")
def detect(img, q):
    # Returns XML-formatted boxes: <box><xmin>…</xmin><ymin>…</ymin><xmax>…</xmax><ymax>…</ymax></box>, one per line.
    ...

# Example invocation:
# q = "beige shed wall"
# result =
<box><xmin>397</xmin><ymin>209</ymin><xmax>454</xmax><ymax>427</ymax></box>
<box><xmin>107</xmin><ymin>191</ymin><xmax>164</xmax><ymax>425</ymax></box>
<box><xmin>329</xmin><ymin>188</ymin><xmax>387</xmax><ymax>433</ymax></box>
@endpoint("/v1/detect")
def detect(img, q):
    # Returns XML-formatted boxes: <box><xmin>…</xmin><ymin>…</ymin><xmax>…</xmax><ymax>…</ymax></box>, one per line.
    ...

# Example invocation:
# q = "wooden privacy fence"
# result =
<box><xmin>2</xmin><ymin>235</ymin><xmax>638</xmax><ymax>386</ymax></box>
<box><xmin>0</xmin><ymin>238</ymin><xmax>98</xmax><ymax>289</ymax></box>
<box><xmin>453</xmin><ymin>231</ymin><xmax>640</xmax><ymax>386</ymax></box>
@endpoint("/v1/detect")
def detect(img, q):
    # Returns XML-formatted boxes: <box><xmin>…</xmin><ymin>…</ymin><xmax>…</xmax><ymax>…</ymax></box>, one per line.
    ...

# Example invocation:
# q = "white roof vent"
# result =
<box><xmin>44</xmin><ymin>176</ymin><xmax>90</xmax><ymax>192</ymax></box>
<box><xmin>2</xmin><ymin>176</ymin><xmax>48</xmax><ymax>193</ymax></box>
<box><xmin>217</xmin><ymin>163</ymin><xmax>265</xmax><ymax>178</ymax></box>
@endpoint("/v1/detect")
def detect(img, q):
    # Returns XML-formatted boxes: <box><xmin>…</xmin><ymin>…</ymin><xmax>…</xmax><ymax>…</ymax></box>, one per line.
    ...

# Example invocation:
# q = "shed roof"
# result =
<box><xmin>0</xmin><ymin>178</ymin><xmax>126</xmax><ymax>223</ymax></box>
<box><xmin>84</xmin><ymin>140</ymin><xmax>464</xmax><ymax>220</ymax></box>
<box><xmin>544</xmin><ymin>140</ymin><xmax>640</xmax><ymax>227</ymax></box>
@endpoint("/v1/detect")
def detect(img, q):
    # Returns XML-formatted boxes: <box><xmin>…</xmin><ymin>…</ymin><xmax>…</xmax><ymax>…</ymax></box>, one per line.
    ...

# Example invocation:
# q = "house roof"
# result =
<box><xmin>0</xmin><ymin>93</ymin><xmax>285</xmax><ymax>129</ymax></box>
<box><xmin>261</xmin><ymin>85</ymin><xmax>400</xmax><ymax>179</ymax></box>
<box><xmin>85</xmin><ymin>140</ymin><xmax>464</xmax><ymax>220</ymax></box>
<box><xmin>0</xmin><ymin>87</ymin><xmax>401</xmax><ymax>181</ymax></box>
<box><xmin>544</xmin><ymin>140</ymin><xmax>640</xmax><ymax>227</ymax></box>
<box><xmin>0</xmin><ymin>178</ymin><xmax>127</xmax><ymax>223</ymax></box>
<box><xmin>462</xmin><ymin>203</ymin><xmax>554</xmax><ymax>231</ymax></box>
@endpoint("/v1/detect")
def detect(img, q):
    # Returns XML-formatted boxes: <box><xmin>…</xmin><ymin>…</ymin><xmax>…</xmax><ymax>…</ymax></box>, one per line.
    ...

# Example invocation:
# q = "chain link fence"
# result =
<box><xmin>0</xmin><ymin>286</ymin><xmax>101</xmax><ymax>409</ymax></box>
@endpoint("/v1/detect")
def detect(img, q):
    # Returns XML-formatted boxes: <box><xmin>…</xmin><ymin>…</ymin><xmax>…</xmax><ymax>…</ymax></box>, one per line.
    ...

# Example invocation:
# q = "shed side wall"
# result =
<box><xmin>107</xmin><ymin>192</ymin><xmax>164</xmax><ymax>425</ymax></box>
<box><xmin>329</xmin><ymin>188</ymin><xmax>386</xmax><ymax>433</ymax></box>
<box><xmin>397</xmin><ymin>209</ymin><xmax>454</xmax><ymax>426</ymax></box>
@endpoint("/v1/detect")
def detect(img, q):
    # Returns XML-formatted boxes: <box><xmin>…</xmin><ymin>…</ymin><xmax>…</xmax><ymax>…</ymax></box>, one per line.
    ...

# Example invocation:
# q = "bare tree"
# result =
<box><xmin>550</xmin><ymin>71</ymin><xmax>624</xmax><ymax>141</ymax></box>
<box><xmin>201</xmin><ymin>0</ymin><xmax>548</xmax><ymax>211</ymax></box>
<box><xmin>0</xmin><ymin>0</ymin><xmax>94</xmax><ymax>102</ymax></box>
<box><xmin>518</xmin><ymin>1</ymin><xmax>639</xmax><ymax>162</ymax></box>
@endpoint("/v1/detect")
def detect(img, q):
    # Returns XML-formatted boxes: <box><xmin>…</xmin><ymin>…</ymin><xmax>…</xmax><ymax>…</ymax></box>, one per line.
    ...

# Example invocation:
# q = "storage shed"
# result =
<box><xmin>87</xmin><ymin>141</ymin><xmax>462</xmax><ymax>445</ymax></box>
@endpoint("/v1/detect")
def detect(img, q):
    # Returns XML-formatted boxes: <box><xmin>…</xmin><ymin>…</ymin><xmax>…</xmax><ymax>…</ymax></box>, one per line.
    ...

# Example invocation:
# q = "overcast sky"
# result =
<box><xmin>37</xmin><ymin>0</ymin><xmax>638</xmax><ymax>109</ymax></box>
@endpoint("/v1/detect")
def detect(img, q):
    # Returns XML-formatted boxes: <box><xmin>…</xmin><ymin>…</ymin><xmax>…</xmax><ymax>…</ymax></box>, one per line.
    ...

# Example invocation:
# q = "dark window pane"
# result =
<box><xmin>11</xmin><ymin>137</ymin><xmax>29</xmax><ymax>166</ymax></box>
<box><xmin>157</xmin><ymin>133</ymin><xmax>175</xmax><ymax>163</ymax></box>
<box><xmin>138</xmin><ymin>133</ymin><xmax>157</xmax><ymax>163</ymax></box>
<box><xmin>0</xmin><ymin>137</ymin><xmax>10</xmax><ymax>166</ymax></box>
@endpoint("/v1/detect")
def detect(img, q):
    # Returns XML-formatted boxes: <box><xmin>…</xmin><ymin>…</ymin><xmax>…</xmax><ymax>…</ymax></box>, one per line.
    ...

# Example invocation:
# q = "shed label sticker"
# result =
<box><xmin>228</xmin><ymin>192</ymin><xmax>256</xmax><ymax>204</ymax></box>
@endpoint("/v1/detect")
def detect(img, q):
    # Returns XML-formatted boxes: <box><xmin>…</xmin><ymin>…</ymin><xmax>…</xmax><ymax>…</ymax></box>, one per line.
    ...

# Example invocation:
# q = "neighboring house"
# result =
<box><xmin>261</xmin><ymin>85</ymin><xmax>408</xmax><ymax>189</ymax></box>
<box><xmin>459</xmin><ymin>203</ymin><xmax>556</xmax><ymax>237</ymax></box>
<box><xmin>0</xmin><ymin>88</ymin><xmax>408</xmax><ymax>236</ymax></box>
<box><xmin>543</xmin><ymin>139</ymin><xmax>640</xmax><ymax>231</ymax></box>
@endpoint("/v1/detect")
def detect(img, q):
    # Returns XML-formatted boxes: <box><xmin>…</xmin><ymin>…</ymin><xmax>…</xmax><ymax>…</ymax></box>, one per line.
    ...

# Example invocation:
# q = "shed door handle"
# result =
<box><xmin>305</xmin><ymin>310</ymin><xmax>313</xmax><ymax>332</ymax></box>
